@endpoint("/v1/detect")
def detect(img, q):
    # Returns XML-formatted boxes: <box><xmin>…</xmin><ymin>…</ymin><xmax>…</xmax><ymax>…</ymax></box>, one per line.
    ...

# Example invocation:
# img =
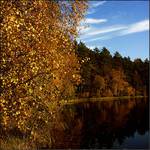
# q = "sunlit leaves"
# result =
<box><xmin>0</xmin><ymin>0</ymin><xmax>87</xmax><ymax>145</ymax></box>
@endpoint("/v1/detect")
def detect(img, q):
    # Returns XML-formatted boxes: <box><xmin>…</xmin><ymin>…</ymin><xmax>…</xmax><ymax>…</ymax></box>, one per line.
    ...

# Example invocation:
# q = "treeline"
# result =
<box><xmin>75</xmin><ymin>42</ymin><xmax>149</xmax><ymax>98</ymax></box>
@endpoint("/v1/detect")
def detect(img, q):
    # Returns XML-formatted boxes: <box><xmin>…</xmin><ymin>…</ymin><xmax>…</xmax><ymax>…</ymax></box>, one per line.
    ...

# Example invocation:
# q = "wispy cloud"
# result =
<box><xmin>84</xmin><ymin>18</ymin><xmax>107</xmax><ymax>24</ymax></box>
<box><xmin>86</xmin><ymin>45</ymin><xmax>103</xmax><ymax>50</ymax></box>
<box><xmin>79</xmin><ymin>18</ymin><xmax>107</xmax><ymax>35</ymax></box>
<box><xmin>120</xmin><ymin>19</ymin><xmax>149</xmax><ymax>35</ymax></box>
<box><xmin>87</xmin><ymin>9</ymin><xmax>96</xmax><ymax>15</ymax></box>
<box><xmin>87</xmin><ymin>1</ymin><xmax>106</xmax><ymax>15</ymax></box>
<box><xmin>91</xmin><ymin>1</ymin><xmax>106</xmax><ymax>8</ymax></box>
<box><xmin>80</xmin><ymin>19</ymin><xmax>149</xmax><ymax>43</ymax></box>
<box><xmin>85</xmin><ymin>25</ymin><xmax>127</xmax><ymax>36</ymax></box>
<box><xmin>85</xmin><ymin>35</ymin><xmax>112</xmax><ymax>42</ymax></box>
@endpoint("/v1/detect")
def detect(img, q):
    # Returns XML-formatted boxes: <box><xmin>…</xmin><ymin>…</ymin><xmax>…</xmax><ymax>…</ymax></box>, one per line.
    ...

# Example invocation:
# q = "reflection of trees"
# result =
<box><xmin>126</xmin><ymin>99</ymin><xmax>149</xmax><ymax>136</ymax></box>
<box><xmin>53</xmin><ymin>98</ymin><xmax>148</xmax><ymax>149</ymax></box>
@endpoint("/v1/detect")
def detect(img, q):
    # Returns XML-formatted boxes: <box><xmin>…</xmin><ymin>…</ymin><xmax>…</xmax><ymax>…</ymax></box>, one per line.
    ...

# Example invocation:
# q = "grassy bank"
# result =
<box><xmin>60</xmin><ymin>96</ymin><xmax>147</xmax><ymax>105</ymax></box>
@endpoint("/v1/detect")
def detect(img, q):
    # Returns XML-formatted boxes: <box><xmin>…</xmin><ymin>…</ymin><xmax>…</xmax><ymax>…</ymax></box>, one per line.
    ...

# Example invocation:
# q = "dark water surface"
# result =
<box><xmin>53</xmin><ymin>97</ymin><xmax>149</xmax><ymax>149</ymax></box>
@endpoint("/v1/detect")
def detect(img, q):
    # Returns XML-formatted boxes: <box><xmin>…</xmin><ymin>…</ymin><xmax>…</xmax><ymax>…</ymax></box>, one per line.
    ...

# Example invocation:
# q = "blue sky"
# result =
<box><xmin>77</xmin><ymin>0</ymin><xmax>149</xmax><ymax>60</ymax></box>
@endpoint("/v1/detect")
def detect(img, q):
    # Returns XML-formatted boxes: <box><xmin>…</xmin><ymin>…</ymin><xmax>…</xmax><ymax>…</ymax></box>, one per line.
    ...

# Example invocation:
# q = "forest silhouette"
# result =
<box><xmin>75</xmin><ymin>42</ymin><xmax>149</xmax><ymax>98</ymax></box>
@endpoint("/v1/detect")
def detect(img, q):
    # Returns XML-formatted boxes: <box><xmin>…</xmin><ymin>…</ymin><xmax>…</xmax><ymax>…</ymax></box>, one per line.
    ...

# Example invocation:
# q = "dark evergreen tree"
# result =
<box><xmin>75</xmin><ymin>42</ymin><xmax>149</xmax><ymax>98</ymax></box>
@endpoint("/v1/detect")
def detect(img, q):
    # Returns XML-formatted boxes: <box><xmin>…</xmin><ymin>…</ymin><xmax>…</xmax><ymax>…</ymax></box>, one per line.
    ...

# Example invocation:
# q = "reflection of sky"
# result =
<box><xmin>113</xmin><ymin>131</ymin><xmax>149</xmax><ymax>149</ymax></box>
<box><xmin>78</xmin><ymin>1</ymin><xmax>149</xmax><ymax>60</ymax></box>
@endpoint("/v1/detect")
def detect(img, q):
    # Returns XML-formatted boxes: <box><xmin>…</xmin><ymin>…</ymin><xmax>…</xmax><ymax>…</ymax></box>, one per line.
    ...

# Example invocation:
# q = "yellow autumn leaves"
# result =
<box><xmin>0</xmin><ymin>0</ymin><xmax>87</xmax><ymax>145</ymax></box>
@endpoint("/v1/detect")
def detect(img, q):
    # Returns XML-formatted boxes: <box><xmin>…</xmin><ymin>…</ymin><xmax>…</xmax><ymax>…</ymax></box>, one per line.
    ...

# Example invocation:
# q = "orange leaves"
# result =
<box><xmin>1</xmin><ymin>0</ymin><xmax>87</xmax><ymax>142</ymax></box>
<box><xmin>109</xmin><ymin>69</ymin><xmax>135</xmax><ymax>96</ymax></box>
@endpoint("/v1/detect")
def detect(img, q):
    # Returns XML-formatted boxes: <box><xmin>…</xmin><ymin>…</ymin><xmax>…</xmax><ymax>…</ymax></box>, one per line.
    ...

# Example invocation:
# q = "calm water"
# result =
<box><xmin>53</xmin><ymin>97</ymin><xmax>149</xmax><ymax>149</ymax></box>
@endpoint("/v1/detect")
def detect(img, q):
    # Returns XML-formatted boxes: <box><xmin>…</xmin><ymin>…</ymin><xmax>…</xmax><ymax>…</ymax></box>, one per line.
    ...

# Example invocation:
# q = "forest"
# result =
<box><xmin>75</xmin><ymin>42</ymin><xmax>149</xmax><ymax>98</ymax></box>
<box><xmin>0</xmin><ymin>0</ymin><xmax>149</xmax><ymax>149</ymax></box>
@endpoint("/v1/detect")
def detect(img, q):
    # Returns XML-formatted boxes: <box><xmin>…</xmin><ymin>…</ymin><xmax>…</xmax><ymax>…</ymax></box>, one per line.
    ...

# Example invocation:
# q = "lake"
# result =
<box><xmin>53</xmin><ymin>97</ymin><xmax>149</xmax><ymax>149</ymax></box>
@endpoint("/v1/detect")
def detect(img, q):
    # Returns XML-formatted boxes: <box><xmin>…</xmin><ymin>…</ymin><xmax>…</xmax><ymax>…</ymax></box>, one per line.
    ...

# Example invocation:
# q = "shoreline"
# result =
<box><xmin>61</xmin><ymin>96</ymin><xmax>148</xmax><ymax>105</ymax></box>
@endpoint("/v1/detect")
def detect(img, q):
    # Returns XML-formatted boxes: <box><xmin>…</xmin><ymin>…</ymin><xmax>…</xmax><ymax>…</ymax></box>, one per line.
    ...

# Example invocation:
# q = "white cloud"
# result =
<box><xmin>79</xmin><ymin>18</ymin><xmax>107</xmax><ymax>35</ymax></box>
<box><xmin>86</xmin><ymin>45</ymin><xmax>103</xmax><ymax>50</ymax></box>
<box><xmin>85</xmin><ymin>35</ymin><xmax>111</xmax><ymax>42</ymax></box>
<box><xmin>87</xmin><ymin>9</ymin><xmax>96</xmax><ymax>15</ymax></box>
<box><xmin>86</xmin><ymin>45</ymin><xmax>96</xmax><ymax>49</ymax></box>
<box><xmin>79</xmin><ymin>19</ymin><xmax>149</xmax><ymax>42</ymax></box>
<box><xmin>87</xmin><ymin>1</ymin><xmax>106</xmax><ymax>15</ymax></box>
<box><xmin>120</xmin><ymin>19</ymin><xmax>149</xmax><ymax>35</ymax></box>
<box><xmin>91</xmin><ymin>1</ymin><xmax>106</xmax><ymax>8</ymax></box>
<box><xmin>86</xmin><ymin>25</ymin><xmax>127</xmax><ymax>36</ymax></box>
<box><xmin>84</xmin><ymin>18</ymin><xmax>107</xmax><ymax>24</ymax></box>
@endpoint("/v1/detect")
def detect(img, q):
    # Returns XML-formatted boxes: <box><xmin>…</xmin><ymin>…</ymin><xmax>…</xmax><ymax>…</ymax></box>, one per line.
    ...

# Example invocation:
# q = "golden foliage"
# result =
<box><xmin>110</xmin><ymin>69</ymin><xmax>135</xmax><ymax>96</ymax></box>
<box><xmin>0</xmin><ymin>0</ymin><xmax>87</xmax><ymax>145</ymax></box>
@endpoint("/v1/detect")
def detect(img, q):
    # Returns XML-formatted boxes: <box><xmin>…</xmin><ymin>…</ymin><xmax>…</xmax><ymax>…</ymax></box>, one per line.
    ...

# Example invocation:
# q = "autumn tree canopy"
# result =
<box><xmin>0</xmin><ymin>0</ymin><xmax>88</xmax><ymax>144</ymax></box>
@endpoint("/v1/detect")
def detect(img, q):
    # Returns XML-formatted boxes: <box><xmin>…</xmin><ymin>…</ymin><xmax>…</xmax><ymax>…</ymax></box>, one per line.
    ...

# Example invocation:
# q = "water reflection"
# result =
<box><xmin>53</xmin><ymin>98</ymin><xmax>149</xmax><ymax>149</ymax></box>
